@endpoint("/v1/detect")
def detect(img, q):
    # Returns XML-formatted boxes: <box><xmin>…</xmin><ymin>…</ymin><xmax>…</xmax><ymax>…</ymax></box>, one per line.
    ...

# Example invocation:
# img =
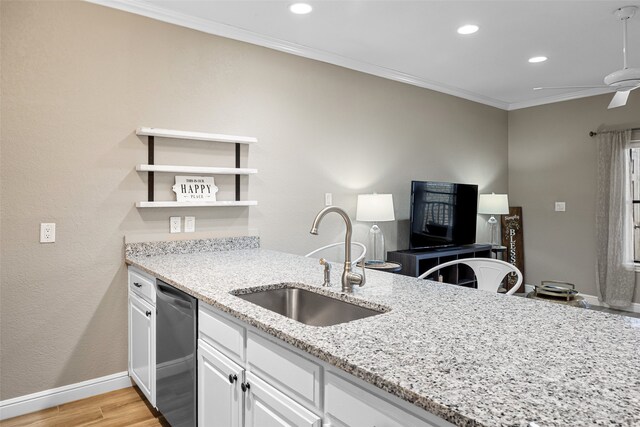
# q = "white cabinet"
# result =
<box><xmin>198</xmin><ymin>339</ymin><xmax>243</xmax><ymax>427</ymax></box>
<box><xmin>128</xmin><ymin>267</ymin><xmax>156</xmax><ymax>407</ymax></box>
<box><xmin>196</xmin><ymin>301</ymin><xmax>454</xmax><ymax>427</ymax></box>
<box><xmin>324</xmin><ymin>371</ymin><xmax>453</xmax><ymax>427</ymax></box>
<box><xmin>198</xmin><ymin>338</ymin><xmax>320</xmax><ymax>427</ymax></box>
<box><xmin>244</xmin><ymin>373</ymin><xmax>321</xmax><ymax>427</ymax></box>
<box><xmin>197</xmin><ymin>302</ymin><xmax>321</xmax><ymax>427</ymax></box>
<box><xmin>128</xmin><ymin>292</ymin><xmax>155</xmax><ymax>405</ymax></box>
<box><xmin>246</xmin><ymin>332</ymin><xmax>321</xmax><ymax>410</ymax></box>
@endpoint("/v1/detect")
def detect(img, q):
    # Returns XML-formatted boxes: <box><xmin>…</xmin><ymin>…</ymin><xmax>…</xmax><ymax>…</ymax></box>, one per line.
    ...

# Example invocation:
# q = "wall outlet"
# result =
<box><xmin>555</xmin><ymin>202</ymin><xmax>566</xmax><ymax>212</ymax></box>
<box><xmin>184</xmin><ymin>216</ymin><xmax>195</xmax><ymax>233</ymax></box>
<box><xmin>170</xmin><ymin>217</ymin><xmax>181</xmax><ymax>233</ymax></box>
<box><xmin>325</xmin><ymin>193</ymin><xmax>332</xmax><ymax>206</ymax></box>
<box><xmin>40</xmin><ymin>223</ymin><xmax>56</xmax><ymax>243</ymax></box>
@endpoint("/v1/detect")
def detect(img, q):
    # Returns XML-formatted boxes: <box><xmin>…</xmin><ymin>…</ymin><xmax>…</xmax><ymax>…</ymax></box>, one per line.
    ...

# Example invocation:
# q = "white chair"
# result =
<box><xmin>305</xmin><ymin>242</ymin><xmax>367</xmax><ymax>264</ymax></box>
<box><xmin>418</xmin><ymin>258</ymin><xmax>523</xmax><ymax>295</ymax></box>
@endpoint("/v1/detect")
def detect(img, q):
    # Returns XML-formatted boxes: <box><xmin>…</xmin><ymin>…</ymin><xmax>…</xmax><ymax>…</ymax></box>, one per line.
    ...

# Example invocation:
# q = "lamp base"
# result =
<box><xmin>367</xmin><ymin>224</ymin><xmax>385</xmax><ymax>263</ymax></box>
<box><xmin>488</xmin><ymin>216</ymin><xmax>498</xmax><ymax>247</ymax></box>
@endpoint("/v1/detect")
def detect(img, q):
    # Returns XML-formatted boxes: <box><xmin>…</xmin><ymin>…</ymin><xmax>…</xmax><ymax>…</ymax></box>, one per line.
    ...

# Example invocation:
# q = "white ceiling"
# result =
<box><xmin>91</xmin><ymin>0</ymin><xmax>640</xmax><ymax>110</ymax></box>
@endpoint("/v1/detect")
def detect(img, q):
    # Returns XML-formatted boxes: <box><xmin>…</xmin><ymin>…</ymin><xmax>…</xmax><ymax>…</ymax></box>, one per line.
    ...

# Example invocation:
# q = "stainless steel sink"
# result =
<box><xmin>233</xmin><ymin>287</ymin><xmax>386</xmax><ymax>327</ymax></box>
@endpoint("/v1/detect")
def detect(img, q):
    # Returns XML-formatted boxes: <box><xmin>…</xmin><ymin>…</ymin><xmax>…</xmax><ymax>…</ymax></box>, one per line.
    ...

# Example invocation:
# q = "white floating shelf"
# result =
<box><xmin>136</xmin><ymin>201</ymin><xmax>258</xmax><ymax>208</ymax></box>
<box><xmin>136</xmin><ymin>164</ymin><xmax>258</xmax><ymax>175</ymax></box>
<box><xmin>136</xmin><ymin>127</ymin><xmax>257</xmax><ymax>144</ymax></box>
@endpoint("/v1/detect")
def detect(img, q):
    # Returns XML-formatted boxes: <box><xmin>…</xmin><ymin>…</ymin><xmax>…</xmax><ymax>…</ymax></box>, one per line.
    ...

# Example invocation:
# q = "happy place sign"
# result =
<box><xmin>172</xmin><ymin>176</ymin><xmax>219</xmax><ymax>202</ymax></box>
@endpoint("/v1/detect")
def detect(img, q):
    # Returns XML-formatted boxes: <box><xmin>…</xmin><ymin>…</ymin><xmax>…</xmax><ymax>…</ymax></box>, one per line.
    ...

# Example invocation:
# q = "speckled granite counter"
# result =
<box><xmin>125</xmin><ymin>240</ymin><xmax>640</xmax><ymax>427</ymax></box>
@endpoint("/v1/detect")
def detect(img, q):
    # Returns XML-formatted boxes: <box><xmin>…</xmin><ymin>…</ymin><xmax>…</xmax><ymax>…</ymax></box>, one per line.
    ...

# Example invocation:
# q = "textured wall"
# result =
<box><xmin>508</xmin><ymin>94</ymin><xmax>640</xmax><ymax>302</ymax></box>
<box><xmin>0</xmin><ymin>1</ymin><xmax>507</xmax><ymax>399</ymax></box>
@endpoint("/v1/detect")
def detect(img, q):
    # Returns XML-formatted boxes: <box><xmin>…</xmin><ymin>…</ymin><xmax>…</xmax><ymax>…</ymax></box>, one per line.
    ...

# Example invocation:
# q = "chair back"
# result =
<box><xmin>305</xmin><ymin>242</ymin><xmax>367</xmax><ymax>264</ymax></box>
<box><xmin>418</xmin><ymin>258</ymin><xmax>522</xmax><ymax>295</ymax></box>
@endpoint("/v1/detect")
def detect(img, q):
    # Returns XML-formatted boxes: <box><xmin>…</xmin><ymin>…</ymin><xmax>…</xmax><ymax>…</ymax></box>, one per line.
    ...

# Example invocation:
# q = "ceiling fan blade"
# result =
<box><xmin>608</xmin><ymin>90</ymin><xmax>631</xmax><ymax>109</ymax></box>
<box><xmin>533</xmin><ymin>85</ymin><xmax>609</xmax><ymax>91</ymax></box>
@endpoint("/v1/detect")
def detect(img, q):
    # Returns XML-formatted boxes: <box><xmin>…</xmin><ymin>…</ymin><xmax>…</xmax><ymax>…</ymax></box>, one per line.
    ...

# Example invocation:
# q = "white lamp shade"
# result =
<box><xmin>478</xmin><ymin>193</ymin><xmax>509</xmax><ymax>215</ymax></box>
<box><xmin>356</xmin><ymin>194</ymin><xmax>395</xmax><ymax>222</ymax></box>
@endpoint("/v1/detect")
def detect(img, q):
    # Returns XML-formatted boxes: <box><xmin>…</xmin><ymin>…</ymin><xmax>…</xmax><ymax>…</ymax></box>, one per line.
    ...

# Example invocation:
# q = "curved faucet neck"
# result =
<box><xmin>310</xmin><ymin>206</ymin><xmax>353</xmax><ymax>265</ymax></box>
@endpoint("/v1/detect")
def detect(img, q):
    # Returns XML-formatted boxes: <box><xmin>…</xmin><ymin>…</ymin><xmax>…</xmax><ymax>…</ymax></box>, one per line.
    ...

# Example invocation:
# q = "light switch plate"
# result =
<box><xmin>325</xmin><ymin>193</ymin><xmax>332</xmax><ymax>206</ymax></box>
<box><xmin>555</xmin><ymin>202</ymin><xmax>566</xmax><ymax>212</ymax></box>
<box><xmin>184</xmin><ymin>216</ymin><xmax>195</xmax><ymax>233</ymax></box>
<box><xmin>170</xmin><ymin>217</ymin><xmax>181</xmax><ymax>233</ymax></box>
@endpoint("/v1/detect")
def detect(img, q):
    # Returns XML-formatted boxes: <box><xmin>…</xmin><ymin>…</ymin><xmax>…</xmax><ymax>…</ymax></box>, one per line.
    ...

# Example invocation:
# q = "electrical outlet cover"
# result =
<box><xmin>40</xmin><ymin>223</ymin><xmax>56</xmax><ymax>243</ymax></box>
<box><xmin>170</xmin><ymin>217</ymin><xmax>181</xmax><ymax>233</ymax></box>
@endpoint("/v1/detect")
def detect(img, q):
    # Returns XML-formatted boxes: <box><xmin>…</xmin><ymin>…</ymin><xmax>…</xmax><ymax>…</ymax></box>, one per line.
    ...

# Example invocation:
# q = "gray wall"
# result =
<box><xmin>508</xmin><ymin>94</ymin><xmax>640</xmax><ymax>302</ymax></box>
<box><xmin>0</xmin><ymin>1</ymin><xmax>507</xmax><ymax>399</ymax></box>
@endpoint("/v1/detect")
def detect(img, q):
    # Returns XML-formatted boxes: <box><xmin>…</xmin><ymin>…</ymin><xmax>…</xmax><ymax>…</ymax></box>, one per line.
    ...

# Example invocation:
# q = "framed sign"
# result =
<box><xmin>501</xmin><ymin>207</ymin><xmax>525</xmax><ymax>293</ymax></box>
<box><xmin>172</xmin><ymin>176</ymin><xmax>219</xmax><ymax>202</ymax></box>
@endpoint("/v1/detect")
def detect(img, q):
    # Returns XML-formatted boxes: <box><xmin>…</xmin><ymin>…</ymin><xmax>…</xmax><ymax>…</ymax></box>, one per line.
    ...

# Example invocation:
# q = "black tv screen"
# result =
<box><xmin>410</xmin><ymin>181</ymin><xmax>478</xmax><ymax>249</ymax></box>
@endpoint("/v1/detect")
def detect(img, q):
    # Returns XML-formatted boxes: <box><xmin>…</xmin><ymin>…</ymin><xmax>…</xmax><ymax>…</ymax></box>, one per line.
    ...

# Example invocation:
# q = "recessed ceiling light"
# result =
<box><xmin>528</xmin><ymin>56</ymin><xmax>548</xmax><ymax>63</ymax></box>
<box><xmin>457</xmin><ymin>25</ymin><xmax>479</xmax><ymax>35</ymax></box>
<box><xmin>290</xmin><ymin>3</ymin><xmax>312</xmax><ymax>15</ymax></box>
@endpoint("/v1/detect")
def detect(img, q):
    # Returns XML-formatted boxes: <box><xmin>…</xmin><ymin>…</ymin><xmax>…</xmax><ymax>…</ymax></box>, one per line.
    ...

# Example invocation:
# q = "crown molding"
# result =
<box><xmin>86</xmin><ymin>0</ymin><xmax>510</xmax><ymax>110</ymax></box>
<box><xmin>507</xmin><ymin>87</ymin><xmax>614</xmax><ymax>111</ymax></box>
<box><xmin>87</xmin><ymin>0</ymin><xmax>617</xmax><ymax>113</ymax></box>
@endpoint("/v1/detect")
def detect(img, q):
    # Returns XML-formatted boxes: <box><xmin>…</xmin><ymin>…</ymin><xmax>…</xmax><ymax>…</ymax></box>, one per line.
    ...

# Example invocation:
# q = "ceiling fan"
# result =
<box><xmin>534</xmin><ymin>6</ymin><xmax>639</xmax><ymax>109</ymax></box>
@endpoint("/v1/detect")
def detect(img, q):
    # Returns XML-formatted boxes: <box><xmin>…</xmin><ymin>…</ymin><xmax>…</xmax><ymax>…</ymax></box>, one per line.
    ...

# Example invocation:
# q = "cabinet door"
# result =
<box><xmin>244</xmin><ymin>372</ymin><xmax>321</xmax><ymax>427</ymax></box>
<box><xmin>198</xmin><ymin>340</ymin><xmax>243</xmax><ymax>427</ymax></box>
<box><xmin>129</xmin><ymin>293</ymin><xmax>155</xmax><ymax>405</ymax></box>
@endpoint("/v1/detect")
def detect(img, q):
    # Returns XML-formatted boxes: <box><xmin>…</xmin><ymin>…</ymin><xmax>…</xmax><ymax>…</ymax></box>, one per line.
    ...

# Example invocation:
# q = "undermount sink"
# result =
<box><xmin>233</xmin><ymin>286</ymin><xmax>387</xmax><ymax>327</ymax></box>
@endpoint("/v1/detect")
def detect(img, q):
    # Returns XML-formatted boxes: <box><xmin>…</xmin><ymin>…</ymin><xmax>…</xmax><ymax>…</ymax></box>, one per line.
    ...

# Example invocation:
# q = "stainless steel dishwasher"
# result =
<box><xmin>156</xmin><ymin>280</ymin><xmax>197</xmax><ymax>427</ymax></box>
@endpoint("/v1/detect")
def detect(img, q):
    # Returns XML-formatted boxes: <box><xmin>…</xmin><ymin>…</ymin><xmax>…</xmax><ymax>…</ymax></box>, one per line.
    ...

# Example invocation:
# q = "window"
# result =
<box><xmin>630</xmin><ymin>145</ymin><xmax>640</xmax><ymax>262</ymax></box>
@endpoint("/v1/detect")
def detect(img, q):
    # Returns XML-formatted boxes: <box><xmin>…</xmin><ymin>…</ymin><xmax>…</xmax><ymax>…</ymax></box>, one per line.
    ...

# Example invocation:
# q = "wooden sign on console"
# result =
<box><xmin>501</xmin><ymin>207</ymin><xmax>525</xmax><ymax>293</ymax></box>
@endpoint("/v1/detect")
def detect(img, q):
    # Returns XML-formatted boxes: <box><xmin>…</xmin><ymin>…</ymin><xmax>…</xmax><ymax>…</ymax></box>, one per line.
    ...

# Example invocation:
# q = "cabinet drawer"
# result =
<box><xmin>128</xmin><ymin>268</ymin><xmax>155</xmax><ymax>305</ymax></box>
<box><xmin>245</xmin><ymin>372</ymin><xmax>321</xmax><ymax>427</ymax></box>
<box><xmin>198</xmin><ymin>302</ymin><xmax>245</xmax><ymax>364</ymax></box>
<box><xmin>325</xmin><ymin>371</ymin><xmax>447</xmax><ymax>427</ymax></box>
<box><xmin>246</xmin><ymin>332</ymin><xmax>321</xmax><ymax>410</ymax></box>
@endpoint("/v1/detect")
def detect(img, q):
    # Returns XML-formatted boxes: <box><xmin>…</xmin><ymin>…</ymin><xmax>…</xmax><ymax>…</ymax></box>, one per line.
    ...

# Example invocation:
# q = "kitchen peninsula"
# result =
<box><xmin>125</xmin><ymin>237</ymin><xmax>640</xmax><ymax>427</ymax></box>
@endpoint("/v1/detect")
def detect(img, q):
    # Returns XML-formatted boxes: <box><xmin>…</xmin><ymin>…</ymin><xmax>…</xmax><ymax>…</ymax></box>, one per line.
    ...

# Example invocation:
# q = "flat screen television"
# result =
<box><xmin>410</xmin><ymin>180</ymin><xmax>478</xmax><ymax>249</ymax></box>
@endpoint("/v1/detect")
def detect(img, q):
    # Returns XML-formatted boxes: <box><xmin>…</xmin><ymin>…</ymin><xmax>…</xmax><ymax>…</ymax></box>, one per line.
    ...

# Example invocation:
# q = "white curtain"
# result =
<box><xmin>596</xmin><ymin>129</ymin><xmax>635</xmax><ymax>308</ymax></box>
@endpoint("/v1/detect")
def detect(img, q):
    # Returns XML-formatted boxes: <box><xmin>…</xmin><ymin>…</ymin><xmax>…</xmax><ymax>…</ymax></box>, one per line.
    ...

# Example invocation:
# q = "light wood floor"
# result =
<box><xmin>0</xmin><ymin>387</ymin><xmax>169</xmax><ymax>427</ymax></box>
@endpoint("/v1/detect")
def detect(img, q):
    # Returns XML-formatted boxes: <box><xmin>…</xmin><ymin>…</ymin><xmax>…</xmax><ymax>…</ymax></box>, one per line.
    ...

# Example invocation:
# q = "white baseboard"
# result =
<box><xmin>0</xmin><ymin>371</ymin><xmax>132</xmax><ymax>421</ymax></box>
<box><xmin>523</xmin><ymin>285</ymin><xmax>640</xmax><ymax>313</ymax></box>
<box><xmin>580</xmin><ymin>293</ymin><xmax>640</xmax><ymax>313</ymax></box>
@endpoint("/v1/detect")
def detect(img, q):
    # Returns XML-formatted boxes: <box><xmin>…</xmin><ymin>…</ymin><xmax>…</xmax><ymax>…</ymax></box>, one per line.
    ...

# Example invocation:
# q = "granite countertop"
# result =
<box><xmin>125</xmin><ymin>238</ymin><xmax>640</xmax><ymax>427</ymax></box>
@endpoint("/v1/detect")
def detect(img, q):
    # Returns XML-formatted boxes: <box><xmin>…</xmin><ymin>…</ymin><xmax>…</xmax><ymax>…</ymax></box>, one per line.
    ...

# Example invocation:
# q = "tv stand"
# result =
<box><xmin>387</xmin><ymin>244</ymin><xmax>492</xmax><ymax>287</ymax></box>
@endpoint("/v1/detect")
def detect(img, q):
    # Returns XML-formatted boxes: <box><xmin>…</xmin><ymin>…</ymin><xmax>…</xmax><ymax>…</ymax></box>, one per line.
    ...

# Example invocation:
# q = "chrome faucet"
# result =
<box><xmin>310</xmin><ymin>206</ymin><xmax>365</xmax><ymax>293</ymax></box>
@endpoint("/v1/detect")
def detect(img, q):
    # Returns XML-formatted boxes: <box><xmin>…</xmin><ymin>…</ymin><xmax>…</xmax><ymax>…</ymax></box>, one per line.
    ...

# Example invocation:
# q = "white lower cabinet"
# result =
<box><xmin>129</xmin><ymin>295</ymin><xmax>155</xmax><ymax>400</ymax></box>
<box><xmin>128</xmin><ymin>291</ymin><xmax>155</xmax><ymax>406</ymax></box>
<box><xmin>197</xmin><ymin>337</ymin><xmax>319</xmax><ymax>427</ymax></box>
<box><xmin>244</xmin><ymin>372</ymin><xmax>321</xmax><ymax>427</ymax></box>
<box><xmin>198</xmin><ymin>339</ymin><xmax>243</xmax><ymax>427</ymax></box>
<box><xmin>324</xmin><ymin>371</ymin><xmax>452</xmax><ymax>427</ymax></box>
<box><xmin>196</xmin><ymin>302</ymin><xmax>452</xmax><ymax>427</ymax></box>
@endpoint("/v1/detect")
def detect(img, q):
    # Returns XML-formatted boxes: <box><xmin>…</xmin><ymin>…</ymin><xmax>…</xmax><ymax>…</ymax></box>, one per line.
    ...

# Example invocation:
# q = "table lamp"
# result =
<box><xmin>356</xmin><ymin>194</ymin><xmax>395</xmax><ymax>264</ymax></box>
<box><xmin>478</xmin><ymin>193</ymin><xmax>509</xmax><ymax>248</ymax></box>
